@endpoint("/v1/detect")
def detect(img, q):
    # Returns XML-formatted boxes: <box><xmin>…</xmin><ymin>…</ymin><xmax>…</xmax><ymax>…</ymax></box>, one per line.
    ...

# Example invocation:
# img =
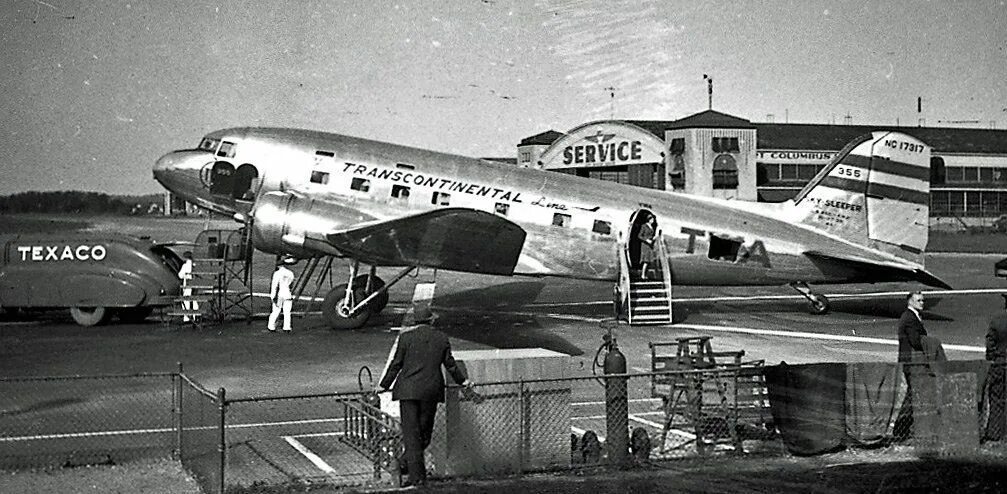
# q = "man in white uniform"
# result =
<box><xmin>178</xmin><ymin>251</ymin><xmax>199</xmax><ymax>322</ymax></box>
<box><xmin>268</xmin><ymin>256</ymin><xmax>297</xmax><ymax>332</ymax></box>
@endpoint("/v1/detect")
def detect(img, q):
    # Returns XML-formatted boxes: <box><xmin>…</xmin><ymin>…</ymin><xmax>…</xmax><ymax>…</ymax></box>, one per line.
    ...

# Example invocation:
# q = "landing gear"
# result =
<box><xmin>789</xmin><ymin>282</ymin><xmax>830</xmax><ymax>315</ymax></box>
<box><xmin>70</xmin><ymin>306</ymin><xmax>111</xmax><ymax>326</ymax></box>
<box><xmin>320</xmin><ymin>262</ymin><xmax>415</xmax><ymax>330</ymax></box>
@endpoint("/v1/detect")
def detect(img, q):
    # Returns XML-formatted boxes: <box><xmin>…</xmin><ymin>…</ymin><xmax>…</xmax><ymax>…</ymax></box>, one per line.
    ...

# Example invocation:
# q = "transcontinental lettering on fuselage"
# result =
<box><xmin>16</xmin><ymin>245</ymin><xmax>108</xmax><ymax>262</ymax></box>
<box><xmin>342</xmin><ymin>163</ymin><xmax>524</xmax><ymax>203</ymax></box>
<box><xmin>563</xmin><ymin>140</ymin><xmax>642</xmax><ymax>165</ymax></box>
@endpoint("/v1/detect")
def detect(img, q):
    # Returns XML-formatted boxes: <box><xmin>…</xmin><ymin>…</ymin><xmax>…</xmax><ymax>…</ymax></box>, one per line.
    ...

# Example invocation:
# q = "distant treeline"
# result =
<box><xmin>0</xmin><ymin>191</ymin><xmax>163</xmax><ymax>214</ymax></box>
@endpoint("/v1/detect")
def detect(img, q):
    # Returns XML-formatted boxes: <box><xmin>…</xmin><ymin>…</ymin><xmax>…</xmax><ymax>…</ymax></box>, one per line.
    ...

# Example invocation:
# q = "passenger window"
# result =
<box><xmin>432</xmin><ymin>192</ymin><xmax>450</xmax><ymax>206</ymax></box>
<box><xmin>310</xmin><ymin>171</ymin><xmax>330</xmax><ymax>184</ymax></box>
<box><xmin>495</xmin><ymin>203</ymin><xmax>509</xmax><ymax>216</ymax></box>
<box><xmin>217</xmin><ymin>141</ymin><xmax>236</xmax><ymax>158</ymax></box>
<box><xmin>592</xmin><ymin>220</ymin><xmax>612</xmax><ymax>235</ymax></box>
<box><xmin>396</xmin><ymin>163</ymin><xmax>416</xmax><ymax>170</ymax></box>
<box><xmin>392</xmin><ymin>185</ymin><xmax>411</xmax><ymax>199</ymax></box>
<box><xmin>351</xmin><ymin>178</ymin><xmax>370</xmax><ymax>192</ymax></box>
<box><xmin>552</xmin><ymin>213</ymin><xmax>571</xmax><ymax>227</ymax></box>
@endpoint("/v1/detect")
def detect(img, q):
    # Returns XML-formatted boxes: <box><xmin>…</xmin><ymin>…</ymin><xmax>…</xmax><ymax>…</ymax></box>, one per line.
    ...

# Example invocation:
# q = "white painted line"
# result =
<box><xmin>571</xmin><ymin>398</ymin><xmax>662</xmax><ymax>407</ymax></box>
<box><xmin>673</xmin><ymin>323</ymin><xmax>985</xmax><ymax>353</ymax></box>
<box><xmin>0</xmin><ymin>427</ymin><xmax>173</xmax><ymax>442</ymax></box>
<box><xmin>291</xmin><ymin>431</ymin><xmax>346</xmax><ymax>439</ymax></box>
<box><xmin>284</xmin><ymin>435</ymin><xmax>336</xmax><ymax>474</ymax></box>
<box><xmin>629</xmin><ymin>414</ymin><xmax>694</xmax><ymax>440</ymax></box>
<box><xmin>0</xmin><ymin>417</ymin><xmax>346</xmax><ymax>443</ymax></box>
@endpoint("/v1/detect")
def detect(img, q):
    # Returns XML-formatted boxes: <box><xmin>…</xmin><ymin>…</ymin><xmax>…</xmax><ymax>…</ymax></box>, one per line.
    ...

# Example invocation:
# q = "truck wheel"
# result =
<box><xmin>70</xmin><ymin>306</ymin><xmax>111</xmax><ymax>327</ymax></box>
<box><xmin>116</xmin><ymin>307</ymin><xmax>154</xmax><ymax>323</ymax></box>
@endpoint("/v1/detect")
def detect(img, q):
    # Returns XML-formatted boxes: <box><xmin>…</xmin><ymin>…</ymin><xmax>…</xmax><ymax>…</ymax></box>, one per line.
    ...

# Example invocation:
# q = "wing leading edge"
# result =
<box><xmin>326</xmin><ymin>208</ymin><xmax>527</xmax><ymax>275</ymax></box>
<box><xmin>804</xmin><ymin>250</ymin><xmax>952</xmax><ymax>289</ymax></box>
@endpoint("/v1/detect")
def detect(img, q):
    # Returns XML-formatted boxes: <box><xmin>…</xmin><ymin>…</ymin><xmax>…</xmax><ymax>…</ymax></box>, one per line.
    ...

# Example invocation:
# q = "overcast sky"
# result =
<box><xmin>1</xmin><ymin>0</ymin><xmax>1005</xmax><ymax>195</ymax></box>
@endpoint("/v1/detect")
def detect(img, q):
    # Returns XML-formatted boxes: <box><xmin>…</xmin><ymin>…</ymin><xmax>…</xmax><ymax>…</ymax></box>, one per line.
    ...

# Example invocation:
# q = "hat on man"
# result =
<box><xmin>279</xmin><ymin>255</ymin><xmax>298</xmax><ymax>266</ymax></box>
<box><xmin>412</xmin><ymin>306</ymin><xmax>436</xmax><ymax>324</ymax></box>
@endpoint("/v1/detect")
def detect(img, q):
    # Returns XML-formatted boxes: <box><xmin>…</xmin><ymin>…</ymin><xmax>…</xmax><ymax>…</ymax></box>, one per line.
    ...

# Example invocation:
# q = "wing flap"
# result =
<box><xmin>804</xmin><ymin>250</ymin><xmax>951</xmax><ymax>289</ymax></box>
<box><xmin>326</xmin><ymin>208</ymin><xmax>526</xmax><ymax>275</ymax></box>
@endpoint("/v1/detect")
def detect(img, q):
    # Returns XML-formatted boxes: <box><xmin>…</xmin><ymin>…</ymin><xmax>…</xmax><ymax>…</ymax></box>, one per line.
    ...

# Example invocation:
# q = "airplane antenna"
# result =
<box><xmin>844</xmin><ymin>112</ymin><xmax>852</xmax><ymax>125</ymax></box>
<box><xmin>603</xmin><ymin>86</ymin><xmax>618</xmax><ymax>119</ymax></box>
<box><xmin>703</xmin><ymin>74</ymin><xmax>713</xmax><ymax>110</ymax></box>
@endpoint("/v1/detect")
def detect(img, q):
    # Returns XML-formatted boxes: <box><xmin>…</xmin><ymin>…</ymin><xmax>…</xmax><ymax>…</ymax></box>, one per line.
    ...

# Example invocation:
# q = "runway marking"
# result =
<box><xmin>673</xmin><ymin>323</ymin><xmax>985</xmax><ymax>353</ymax></box>
<box><xmin>284</xmin><ymin>436</ymin><xmax>336</xmax><ymax>474</ymax></box>
<box><xmin>0</xmin><ymin>417</ymin><xmax>346</xmax><ymax>443</ymax></box>
<box><xmin>526</xmin><ymin>288</ymin><xmax>1007</xmax><ymax>308</ymax></box>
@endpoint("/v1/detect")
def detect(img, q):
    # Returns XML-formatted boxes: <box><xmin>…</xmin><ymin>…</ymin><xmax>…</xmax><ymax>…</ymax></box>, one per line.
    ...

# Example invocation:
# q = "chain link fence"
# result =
<box><xmin>0</xmin><ymin>373</ymin><xmax>176</xmax><ymax>470</ymax></box>
<box><xmin>2</xmin><ymin>361</ymin><xmax>1005</xmax><ymax>493</ymax></box>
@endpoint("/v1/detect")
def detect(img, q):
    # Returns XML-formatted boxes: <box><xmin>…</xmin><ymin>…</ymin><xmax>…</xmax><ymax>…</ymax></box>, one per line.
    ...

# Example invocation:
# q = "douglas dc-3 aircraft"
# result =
<box><xmin>153</xmin><ymin>127</ymin><xmax>950</xmax><ymax>329</ymax></box>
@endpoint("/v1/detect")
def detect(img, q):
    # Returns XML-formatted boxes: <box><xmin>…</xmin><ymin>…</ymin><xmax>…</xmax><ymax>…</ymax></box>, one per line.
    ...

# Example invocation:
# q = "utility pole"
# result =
<box><xmin>703</xmin><ymin>74</ymin><xmax>713</xmax><ymax>110</ymax></box>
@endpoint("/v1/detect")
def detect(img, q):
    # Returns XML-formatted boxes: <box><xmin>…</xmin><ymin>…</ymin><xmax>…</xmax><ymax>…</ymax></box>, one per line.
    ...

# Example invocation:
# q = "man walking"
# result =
<box><xmin>378</xmin><ymin>307</ymin><xmax>471</xmax><ymax>487</ymax></box>
<box><xmin>267</xmin><ymin>256</ymin><xmax>296</xmax><ymax>332</ymax></box>
<box><xmin>178</xmin><ymin>251</ymin><xmax>199</xmax><ymax>322</ymax></box>
<box><xmin>895</xmin><ymin>291</ymin><xmax>927</xmax><ymax>439</ymax></box>
<box><xmin>986</xmin><ymin>310</ymin><xmax>1007</xmax><ymax>440</ymax></box>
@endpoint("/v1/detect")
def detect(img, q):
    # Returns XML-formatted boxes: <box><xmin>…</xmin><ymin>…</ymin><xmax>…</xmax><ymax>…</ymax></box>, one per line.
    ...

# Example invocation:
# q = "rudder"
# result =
<box><xmin>793</xmin><ymin>131</ymin><xmax>931</xmax><ymax>264</ymax></box>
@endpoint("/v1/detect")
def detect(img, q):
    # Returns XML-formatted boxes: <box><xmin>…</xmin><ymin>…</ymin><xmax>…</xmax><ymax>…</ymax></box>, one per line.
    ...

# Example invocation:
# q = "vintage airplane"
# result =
<box><xmin>153</xmin><ymin>127</ymin><xmax>949</xmax><ymax>329</ymax></box>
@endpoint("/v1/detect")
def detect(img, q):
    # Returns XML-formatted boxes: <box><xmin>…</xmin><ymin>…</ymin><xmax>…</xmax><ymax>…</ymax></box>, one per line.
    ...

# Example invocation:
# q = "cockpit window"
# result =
<box><xmin>198</xmin><ymin>137</ymin><xmax>220</xmax><ymax>153</ymax></box>
<box><xmin>217</xmin><ymin>141</ymin><xmax>236</xmax><ymax>158</ymax></box>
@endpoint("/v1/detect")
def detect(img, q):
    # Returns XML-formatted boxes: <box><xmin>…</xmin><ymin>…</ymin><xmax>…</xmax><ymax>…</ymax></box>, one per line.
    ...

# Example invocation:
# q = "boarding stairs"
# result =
<box><xmin>617</xmin><ymin>228</ymin><xmax>673</xmax><ymax>325</ymax></box>
<box><xmin>167</xmin><ymin>228</ymin><xmax>254</xmax><ymax>326</ymax></box>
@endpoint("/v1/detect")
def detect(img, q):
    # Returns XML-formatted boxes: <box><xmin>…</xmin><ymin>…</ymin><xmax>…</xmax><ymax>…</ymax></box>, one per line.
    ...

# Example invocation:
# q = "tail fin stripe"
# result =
<box><xmin>869</xmin><ymin>156</ymin><xmax>930</xmax><ymax>182</ymax></box>
<box><xmin>839</xmin><ymin>154</ymin><xmax>930</xmax><ymax>181</ymax></box>
<box><xmin>865</xmin><ymin>182</ymin><xmax>928</xmax><ymax>204</ymax></box>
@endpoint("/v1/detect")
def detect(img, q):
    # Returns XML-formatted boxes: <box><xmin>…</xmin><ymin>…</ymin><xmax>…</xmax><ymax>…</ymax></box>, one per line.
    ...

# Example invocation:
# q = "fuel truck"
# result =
<box><xmin>0</xmin><ymin>233</ymin><xmax>183</xmax><ymax>326</ymax></box>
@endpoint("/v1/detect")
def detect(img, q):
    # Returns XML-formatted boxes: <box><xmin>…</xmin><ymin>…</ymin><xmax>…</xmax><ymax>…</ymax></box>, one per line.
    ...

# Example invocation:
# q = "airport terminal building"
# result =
<box><xmin>515</xmin><ymin>110</ymin><xmax>1007</xmax><ymax>221</ymax></box>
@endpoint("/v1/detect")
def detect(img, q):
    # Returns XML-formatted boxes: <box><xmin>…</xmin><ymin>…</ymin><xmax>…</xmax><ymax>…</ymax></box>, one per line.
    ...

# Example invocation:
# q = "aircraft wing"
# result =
<box><xmin>325</xmin><ymin>208</ymin><xmax>527</xmax><ymax>275</ymax></box>
<box><xmin>804</xmin><ymin>250</ymin><xmax>952</xmax><ymax>289</ymax></box>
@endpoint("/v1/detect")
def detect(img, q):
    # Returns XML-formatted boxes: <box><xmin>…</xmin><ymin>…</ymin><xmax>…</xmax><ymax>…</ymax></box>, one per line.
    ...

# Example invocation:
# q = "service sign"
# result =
<box><xmin>539</xmin><ymin>121</ymin><xmax>666</xmax><ymax>170</ymax></box>
<box><xmin>15</xmin><ymin>244</ymin><xmax>108</xmax><ymax>262</ymax></box>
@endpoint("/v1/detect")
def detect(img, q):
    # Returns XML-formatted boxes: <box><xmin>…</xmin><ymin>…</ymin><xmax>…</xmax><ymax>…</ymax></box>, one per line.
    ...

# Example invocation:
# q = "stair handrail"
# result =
<box><xmin>616</xmin><ymin>232</ymin><xmax>632</xmax><ymax>323</ymax></box>
<box><xmin>654</xmin><ymin>228</ymin><xmax>674</xmax><ymax>323</ymax></box>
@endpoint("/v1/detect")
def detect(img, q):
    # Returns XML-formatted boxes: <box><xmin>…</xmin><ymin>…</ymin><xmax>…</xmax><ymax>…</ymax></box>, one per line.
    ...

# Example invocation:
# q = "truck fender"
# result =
<box><xmin>61</xmin><ymin>274</ymin><xmax>146</xmax><ymax>307</ymax></box>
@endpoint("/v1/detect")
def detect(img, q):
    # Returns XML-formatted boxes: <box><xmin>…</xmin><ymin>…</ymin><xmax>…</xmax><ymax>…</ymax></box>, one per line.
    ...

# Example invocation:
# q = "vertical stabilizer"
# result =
<box><xmin>793</xmin><ymin>131</ymin><xmax>931</xmax><ymax>264</ymax></box>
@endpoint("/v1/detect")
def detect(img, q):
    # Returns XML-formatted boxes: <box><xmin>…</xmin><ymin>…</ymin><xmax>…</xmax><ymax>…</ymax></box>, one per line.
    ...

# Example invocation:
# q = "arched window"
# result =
<box><xmin>712</xmin><ymin>154</ymin><xmax>738</xmax><ymax>189</ymax></box>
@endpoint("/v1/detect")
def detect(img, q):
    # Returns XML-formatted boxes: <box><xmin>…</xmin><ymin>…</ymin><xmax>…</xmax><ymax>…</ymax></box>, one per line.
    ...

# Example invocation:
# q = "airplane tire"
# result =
<box><xmin>351</xmin><ymin>275</ymin><xmax>388</xmax><ymax>314</ymax></box>
<box><xmin>808</xmin><ymin>294</ymin><xmax>830</xmax><ymax>315</ymax></box>
<box><xmin>116</xmin><ymin>306</ymin><xmax>154</xmax><ymax>324</ymax></box>
<box><xmin>322</xmin><ymin>285</ymin><xmax>372</xmax><ymax>330</ymax></box>
<box><xmin>70</xmin><ymin>306</ymin><xmax>111</xmax><ymax>327</ymax></box>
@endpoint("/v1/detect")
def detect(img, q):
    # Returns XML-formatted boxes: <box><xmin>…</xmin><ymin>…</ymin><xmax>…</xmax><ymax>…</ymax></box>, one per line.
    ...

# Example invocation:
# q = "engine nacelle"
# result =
<box><xmin>250</xmin><ymin>191</ymin><xmax>367</xmax><ymax>258</ymax></box>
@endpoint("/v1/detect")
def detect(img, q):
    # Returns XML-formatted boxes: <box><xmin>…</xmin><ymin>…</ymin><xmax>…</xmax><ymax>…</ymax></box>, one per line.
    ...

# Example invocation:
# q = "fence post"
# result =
<box><xmin>175</xmin><ymin>362</ymin><xmax>183</xmax><ymax>461</ymax></box>
<box><xmin>518</xmin><ymin>379</ymin><xmax>525</xmax><ymax>473</ymax></box>
<box><xmin>217</xmin><ymin>387</ymin><xmax>227</xmax><ymax>494</ymax></box>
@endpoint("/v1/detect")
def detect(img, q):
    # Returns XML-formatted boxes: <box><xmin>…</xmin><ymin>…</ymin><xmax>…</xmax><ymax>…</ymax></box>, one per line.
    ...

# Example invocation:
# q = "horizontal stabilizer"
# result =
<box><xmin>804</xmin><ymin>250</ymin><xmax>951</xmax><ymax>289</ymax></box>
<box><xmin>326</xmin><ymin>208</ymin><xmax>526</xmax><ymax>275</ymax></box>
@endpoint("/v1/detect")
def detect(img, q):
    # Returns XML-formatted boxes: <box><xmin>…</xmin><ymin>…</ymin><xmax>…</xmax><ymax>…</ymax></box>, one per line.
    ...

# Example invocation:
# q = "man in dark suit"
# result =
<box><xmin>378</xmin><ymin>307</ymin><xmax>470</xmax><ymax>487</ymax></box>
<box><xmin>985</xmin><ymin>311</ymin><xmax>1007</xmax><ymax>440</ymax></box>
<box><xmin>897</xmin><ymin>291</ymin><xmax>927</xmax><ymax>364</ymax></box>
<box><xmin>895</xmin><ymin>291</ymin><xmax>927</xmax><ymax>440</ymax></box>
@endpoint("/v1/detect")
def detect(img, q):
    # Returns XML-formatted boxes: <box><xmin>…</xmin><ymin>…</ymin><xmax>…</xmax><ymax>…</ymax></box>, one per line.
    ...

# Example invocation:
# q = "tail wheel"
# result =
<box><xmin>70</xmin><ymin>306</ymin><xmax>111</xmax><ymax>327</ymax></box>
<box><xmin>322</xmin><ymin>284</ymin><xmax>371</xmax><ymax>330</ymax></box>
<box><xmin>808</xmin><ymin>294</ymin><xmax>830</xmax><ymax>315</ymax></box>
<box><xmin>116</xmin><ymin>307</ymin><xmax>154</xmax><ymax>323</ymax></box>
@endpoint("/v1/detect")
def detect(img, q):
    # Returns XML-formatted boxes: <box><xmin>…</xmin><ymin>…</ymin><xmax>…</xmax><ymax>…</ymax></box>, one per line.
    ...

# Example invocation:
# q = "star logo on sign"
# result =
<box><xmin>584</xmin><ymin>129</ymin><xmax>615</xmax><ymax>144</ymax></box>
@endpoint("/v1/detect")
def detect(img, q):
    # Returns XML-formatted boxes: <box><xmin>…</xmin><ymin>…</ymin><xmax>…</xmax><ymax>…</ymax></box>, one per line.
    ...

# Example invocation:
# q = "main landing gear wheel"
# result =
<box><xmin>321</xmin><ymin>276</ymin><xmax>387</xmax><ymax>330</ymax></box>
<box><xmin>70</xmin><ymin>306</ymin><xmax>111</xmax><ymax>327</ymax></box>
<box><xmin>808</xmin><ymin>294</ymin><xmax>830</xmax><ymax>315</ymax></box>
